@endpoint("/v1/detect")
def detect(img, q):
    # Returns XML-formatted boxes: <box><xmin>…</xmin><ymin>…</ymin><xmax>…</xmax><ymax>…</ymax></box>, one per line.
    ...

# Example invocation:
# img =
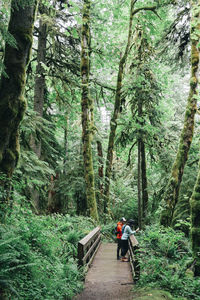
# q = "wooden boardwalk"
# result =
<box><xmin>74</xmin><ymin>243</ymin><xmax>134</xmax><ymax>300</ymax></box>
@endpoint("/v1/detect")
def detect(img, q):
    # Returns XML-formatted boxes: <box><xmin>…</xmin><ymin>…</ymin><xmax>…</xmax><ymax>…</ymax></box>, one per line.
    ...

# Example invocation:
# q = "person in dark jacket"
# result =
<box><xmin>116</xmin><ymin>217</ymin><xmax>126</xmax><ymax>260</ymax></box>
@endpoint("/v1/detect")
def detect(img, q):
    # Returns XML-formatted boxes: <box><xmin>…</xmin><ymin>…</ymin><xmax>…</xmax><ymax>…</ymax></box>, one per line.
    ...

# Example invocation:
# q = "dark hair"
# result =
<box><xmin>127</xmin><ymin>219</ymin><xmax>135</xmax><ymax>226</ymax></box>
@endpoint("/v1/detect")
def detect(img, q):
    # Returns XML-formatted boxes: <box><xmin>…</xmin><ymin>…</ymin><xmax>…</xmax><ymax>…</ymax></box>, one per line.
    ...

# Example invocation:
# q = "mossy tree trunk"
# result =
<box><xmin>160</xmin><ymin>0</ymin><xmax>200</xmax><ymax>227</ymax></box>
<box><xmin>138</xmin><ymin>138</ymin><xmax>142</xmax><ymax>229</ymax></box>
<box><xmin>141</xmin><ymin>140</ymin><xmax>148</xmax><ymax>219</ymax></box>
<box><xmin>81</xmin><ymin>0</ymin><xmax>98</xmax><ymax>221</ymax></box>
<box><xmin>137</xmin><ymin>92</ymin><xmax>148</xmax><ymax>228</ymax></box>
<box><xmin>104</xmin><ymin>1</ymin><xmax>157</xmax><ymax>213</ymax></box>
<box><xmin>30</xmin><ymin>7</ymin><xmax>47</xmax><ymax>212</ymax></box>
<box><xmin>0</xmin><ymin>0</ymin><xmax>38</xmax><ymax>177</ymax></box>
<box><xmin>0</xmin><ymin>0</ymin><xmax>38</xmax><ymax>220</ymax></box>
<box><xmin>31</xmin><ymin>6</ymin><xmax>47</xmax><ymax>158</ymax></box>
<box><xmin>190</xmin><ymin>160</ymin><xmax>200</xmax><ymax>276</ymax></box>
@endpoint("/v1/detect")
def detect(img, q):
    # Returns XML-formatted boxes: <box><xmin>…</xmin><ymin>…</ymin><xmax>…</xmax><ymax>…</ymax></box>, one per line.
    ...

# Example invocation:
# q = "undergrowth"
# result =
<box><xmin>136</xmin><ymin>225</ymin><xmax>200</xmax><ymax>300</ymax></box>
<box><xmin>0</xmin><ymin>206</ymin><xmax>95</xmax><ymax>299</ymax></box>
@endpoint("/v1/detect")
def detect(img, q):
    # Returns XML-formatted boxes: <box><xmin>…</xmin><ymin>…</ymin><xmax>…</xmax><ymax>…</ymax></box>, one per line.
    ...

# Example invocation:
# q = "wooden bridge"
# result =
<box><xmin>74</xmin><ymin>227</ymin><xmax>140</xmax><ymax>300</ymax></box>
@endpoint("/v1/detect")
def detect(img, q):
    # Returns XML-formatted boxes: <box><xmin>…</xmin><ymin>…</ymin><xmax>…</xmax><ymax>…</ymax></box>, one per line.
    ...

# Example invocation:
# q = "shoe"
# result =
<box><xmin>121</xmin><ymin>258</ymin><xmax>129</xmax><ymax>262</ymax></box>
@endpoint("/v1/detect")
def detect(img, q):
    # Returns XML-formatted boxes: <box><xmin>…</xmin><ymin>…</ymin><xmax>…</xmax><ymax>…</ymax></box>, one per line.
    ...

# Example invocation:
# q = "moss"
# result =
<box><xmin>160</xmin><ymin>2</ymin><xmax>200</xmax><ymax>227</ymax></box>
<box><xmin>81</xmin><ymin>0</ymin><xmax>98</xmax><ymax>221</ymax></box>
<box><xmin>0</xmin><ymin>0</ymin><xmax>37</xmax><ymax>182</ymax></box>
<box><xmin>190</xmin><ymin>76</ymin><xmax>198</xmax><ymax>87</ymax></box>
<box><xmin>133</xmin><ymin>288</ymin><xmax>175</xmax><ymax>300</ymax></box>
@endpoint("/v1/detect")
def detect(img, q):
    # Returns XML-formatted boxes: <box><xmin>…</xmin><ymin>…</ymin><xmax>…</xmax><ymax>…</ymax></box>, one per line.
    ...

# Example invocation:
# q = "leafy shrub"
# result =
<box><xmin>136</xmin><ymin>225</ymin><xmax>200</xmax><ymax>299</ymax></box>
<box><xmin>0</xmin><ymin>207</ymin><xmax>94</xmax><ymax>299</ymax></box>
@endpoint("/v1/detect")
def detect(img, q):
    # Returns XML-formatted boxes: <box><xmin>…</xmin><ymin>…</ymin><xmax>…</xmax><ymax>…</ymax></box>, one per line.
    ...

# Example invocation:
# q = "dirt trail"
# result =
<box><xmin>74</xmin><ymin>243</ymin><xmax>134</xmax><ymax>300</ymax></box>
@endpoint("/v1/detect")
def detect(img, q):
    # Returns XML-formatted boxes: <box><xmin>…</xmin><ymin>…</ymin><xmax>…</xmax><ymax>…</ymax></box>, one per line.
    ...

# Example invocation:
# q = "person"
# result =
<box><xmin>116</xmin><ymin>217</ymin><xmax>126</xmax><ymax>260</ymax></box>
<box><xmin>121</xmin><ymin>219</ymin><xmax>139</xmax><ymax>262</ymax></box>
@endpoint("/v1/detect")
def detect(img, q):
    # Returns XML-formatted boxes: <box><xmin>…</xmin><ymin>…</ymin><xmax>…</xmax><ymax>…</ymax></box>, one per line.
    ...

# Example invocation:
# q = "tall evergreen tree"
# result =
<box><xmin>104</xmin><ymin>0</ymin><xmax>158</xmax><ymax>214</ymax></box>
<box><xmin>81</xmin><ymin>0</ymin><xmax>98</xmax><ymax>221</ymax></box>
<box><xmin>160</xmin><ymin>0</ymin><xmax>200</xmax><ymax>227</ymax></box>
<box><xmin>190</xmin><ymin>158</ymin><xmax>200</xmax><ymax>276</ymax></box>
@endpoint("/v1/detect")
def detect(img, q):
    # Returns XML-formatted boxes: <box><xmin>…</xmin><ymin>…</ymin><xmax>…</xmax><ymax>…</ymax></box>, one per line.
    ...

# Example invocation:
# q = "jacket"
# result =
<box><xmin>116</xmin><ymin>221</ymin><xmax>123</xmax><ymax>239</ymax></box>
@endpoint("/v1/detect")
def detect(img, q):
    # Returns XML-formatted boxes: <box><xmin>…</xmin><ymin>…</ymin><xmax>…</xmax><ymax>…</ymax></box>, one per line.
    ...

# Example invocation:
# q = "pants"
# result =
<box><xmin>117</xmin><ymin>238</ymin><xmax>122</xmax><ymax>258</ymax></box>
<box><xmin>121</xmin><ymin>239</ymin><xmax>129</xmax><ymax>257</ymax></box>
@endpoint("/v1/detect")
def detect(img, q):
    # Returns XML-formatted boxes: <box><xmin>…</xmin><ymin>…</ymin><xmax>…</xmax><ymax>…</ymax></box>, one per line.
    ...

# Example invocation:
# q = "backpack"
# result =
<box><xmin>122</xmin><ymin>225</ymin><xmax>126</xmax><ymax>234</ymax></box>
<box><xmin>113</xmin><ymin>225</ymin><xmax>118</xmax><ymax>235</ymax></box>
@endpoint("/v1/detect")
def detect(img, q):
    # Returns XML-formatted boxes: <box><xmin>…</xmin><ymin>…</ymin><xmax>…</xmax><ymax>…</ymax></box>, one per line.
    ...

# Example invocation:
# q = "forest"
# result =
<box><xmin>0</xmin><ymin>0</ymin><xmax>200</xmax><ymax>299</ymax></box>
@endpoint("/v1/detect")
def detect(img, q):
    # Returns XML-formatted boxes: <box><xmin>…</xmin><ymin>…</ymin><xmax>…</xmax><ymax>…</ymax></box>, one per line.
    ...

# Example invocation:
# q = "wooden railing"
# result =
<box><xmin>128</xmin><ymin>235</ymin><xmax>140</xmax><ymax>281</ymax></box>
<box><xmin>78</xmin><ymin>227</ymin><xmax>101</xmax><ymax>268</ymax></box>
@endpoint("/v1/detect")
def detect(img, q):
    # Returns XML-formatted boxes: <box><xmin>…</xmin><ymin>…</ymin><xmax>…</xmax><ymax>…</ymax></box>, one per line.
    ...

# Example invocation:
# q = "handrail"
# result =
<box><xmin>128</xmin><ymin>234</ymin><xmax>140</xmax><ymax>281</ymax></box>
<box><xmin>78</xmin><ymin>226</ymin><xmax>101</xmax><ymax>268</ymax></box>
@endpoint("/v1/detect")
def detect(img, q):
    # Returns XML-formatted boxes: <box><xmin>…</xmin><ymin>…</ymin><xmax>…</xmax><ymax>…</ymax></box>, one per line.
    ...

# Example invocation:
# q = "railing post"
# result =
<box><xmin>128</xmin><ymin>235</ymin><xmax>140</xmax><ymax>282</ymax></box>
<box><xmin>78</xmin><ymin>242</ymin><xmax>84</xmax><ymax>267</ymax></box>
<box><xmin>77</xmin><ymin>227</ymin><xmax>101</xmax><ymax>268</ymax></box>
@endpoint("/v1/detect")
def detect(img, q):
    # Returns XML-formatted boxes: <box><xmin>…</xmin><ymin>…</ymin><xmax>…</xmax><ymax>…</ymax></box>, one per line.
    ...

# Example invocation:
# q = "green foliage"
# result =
<box><xmin>136</xmin><ymin>225</ymin><xmax>200</xmax><ymax>299</ymax></box>
<box><xmin>0</xmin><ymin>208</ymin><xmax>94</xmax><ymax>299</ymax></box>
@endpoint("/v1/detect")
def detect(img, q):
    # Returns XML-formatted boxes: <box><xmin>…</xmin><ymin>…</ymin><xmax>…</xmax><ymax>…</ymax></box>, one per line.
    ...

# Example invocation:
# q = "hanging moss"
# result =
<box><xmin>160</xmin><ymin>1</ymin><xmax>200</xmax><ymax>227</ymax></box>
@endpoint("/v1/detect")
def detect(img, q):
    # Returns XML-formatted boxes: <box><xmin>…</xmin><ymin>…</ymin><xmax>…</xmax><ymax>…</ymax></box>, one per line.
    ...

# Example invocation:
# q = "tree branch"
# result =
<box><xmin>127</xmin><ymin>141</ymin><xmax>137</xmax><ymax>167</ymax></box>
<box><xmin>132</xmin><ymin>6</ymin><xmax>161</xmax><ymax>20</ymax></box>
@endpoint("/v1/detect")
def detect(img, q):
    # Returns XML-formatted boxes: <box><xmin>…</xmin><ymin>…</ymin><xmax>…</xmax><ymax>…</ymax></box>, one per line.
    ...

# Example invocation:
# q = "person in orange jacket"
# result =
<box><xmin>117</xmin><ymin>217</ymin><xmax>126</xmax><ymax>260</ymax></box>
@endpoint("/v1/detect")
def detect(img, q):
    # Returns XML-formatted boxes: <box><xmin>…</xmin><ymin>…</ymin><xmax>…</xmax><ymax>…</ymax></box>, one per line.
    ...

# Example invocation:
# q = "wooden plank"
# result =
<box><xmin>129</xmin><ymin>234</ymin><xmax>139</xmax><ymax>247</ymax></box>
<box><xmin>78</xmin><ymin>227</ymin><xmax>101</xmax><ymax>267</ymax></box>
<box><xmin>83</xmin><ymin>234</ymin><xmax>101</xmax><ymax>264</ymax></box>
<box><xmin>79</xmin><ymin>227</ymin><xmax>100</xmax><ymax>249</ymax></box>
<box><xmin>87</xmin><ymin>239</ymin><xmax>101</xmax><ymax>268</ymax></box>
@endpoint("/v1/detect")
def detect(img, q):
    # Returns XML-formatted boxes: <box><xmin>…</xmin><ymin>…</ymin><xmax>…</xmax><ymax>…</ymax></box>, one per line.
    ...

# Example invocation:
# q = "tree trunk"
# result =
<box><xmin>31</xmin><ymin>8</ymin><xmax>47</xmax><ymax>157</ymax></box>
<box><xmin>138</xmin><ymin>138</ymin><xmax>142</xmax><ymax>229</ymax></box>
<box><xmin>160</xmin><ymin>1</ymin><xmax>200</xmax><ymax>227</ymax></box>
<box><xmin>103</xmin><ymin>1</ymin><xmax>157</xmax><ymax>213</ymax></box>
<box><xmin>0</xmin><ymin>0</ymin><xmax>38</xmax><ymax>177</ymax></box>
<box><xmin>81</xmin><ymin>0</ymin><xmax>98</xmax><ymax>221</ymax></box>
<box><xmin>141</xmin><ymin>140</ymin><xmax>148</xmax><ymax>219</ymax></box>
<box><xmin>96</xmin><ymin>140</ymin><xmax>104</xmax><ymax>214</ymax></box>
<box><xmin>30</xmin><ymin>9</ymin><xmax>47</xmax><ymax>211</ymax></box>
<box><xmin>190</xmin><ymin>159</ymin><xmax>200</xmax><ymax>276</ymax></box>
<box><xmin>97</xmin><ymin>140</ymin><xmax>104</xmax><ymax>192</ymax></box>
<box><xmin>0</xmin><ymin>0</ymin><xmax>38</xmax><ymax>220</ymax></box>
<box><xmin>104</xmin><ymin>0</ymin><xmax>135</xmax><ymax>213</ymax></box>
<box><xmin>63</xmin><ymin>113</ymin><xmax>68</xmax><ymax>174</ymax></box>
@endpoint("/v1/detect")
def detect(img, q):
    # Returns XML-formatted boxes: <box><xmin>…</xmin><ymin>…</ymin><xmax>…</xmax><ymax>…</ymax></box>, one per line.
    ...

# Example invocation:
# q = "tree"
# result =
<box><xmin>160</xmin><ymin>0</ymin><xmax>200</xmax><ymax>227</ymax></box>
<box><xmin>0</xmin><ymin>0</ymin><xmax>38</xmax><ymax>178</ymax></box>
<box><xmin>190</xmin><ymin>159</ymin><xmax>200</xmax><ymax>276</ymax></box>
<box><xmin>0</xmin><ymin>0</ymin><xmax>38</xmax><ymax>221</ymax></box>
<box><xmin>104</xmin><ymin>0</ymin><xmax>158</xmax><ymax>214</ymax></box>
<box><xmin>81</xmin><ymin>0</ymin><xmax>98</xmax><ymax>221</ymax></box>
<box><xmin>31</xmin><ymin>4</ymin><xmax>48</xmax><ymax>158</ymax></box>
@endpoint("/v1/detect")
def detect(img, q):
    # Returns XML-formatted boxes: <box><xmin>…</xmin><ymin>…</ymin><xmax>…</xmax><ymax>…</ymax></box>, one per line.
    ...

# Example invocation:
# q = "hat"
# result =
<box><xmin>120</xmin><ymin>217</ymin><xmax>126</xmax><ymax>222</ymax></box>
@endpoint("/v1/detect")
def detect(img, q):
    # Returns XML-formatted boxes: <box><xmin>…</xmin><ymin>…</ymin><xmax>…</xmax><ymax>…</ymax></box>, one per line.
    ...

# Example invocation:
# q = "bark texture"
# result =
<box><xmin>190</xmin><ymin>160</ymin><xmax>200</xmax><ymax>276</ymax></box>
<box><xmin>30</xmin><ymin>7</ymin><xmax>47</xmax><ymax>211</ymax></box>
<box><xmin>0</xmin><ymin>0</ymin><xmax>38</xmax><ymax>177</ymax></box>
<box><xmin>141</xmin><ymin>140</ymin><xmax>148</xmax><ymax>219</ymax></box>
<box><xmin>81</xmin><ymin>0</ymin><xmax>98</xmax><ymax>221</ymax></box>
<box><xmin>31</xmin><ymin>8</ymin><xmax>47</xmax><ymax>158</ymax></box>
<box><xmin>138</xmin><ymin>138</ymin><xmax>142</xmax><ymax>229</ymax></box>
<box><xmin>160</xmin><ymin>1</ymin><xmax>200</xmax><ymax>227</ymax></box>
